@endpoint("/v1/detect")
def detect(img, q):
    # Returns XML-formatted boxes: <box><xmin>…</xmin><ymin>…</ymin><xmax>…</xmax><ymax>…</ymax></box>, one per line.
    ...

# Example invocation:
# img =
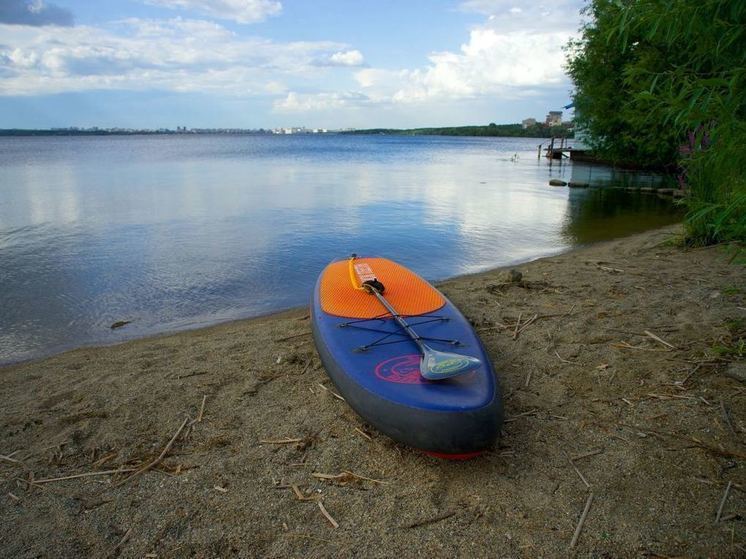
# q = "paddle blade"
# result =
<box><xmin>420</xmin><ymin>348</ymin><xmax>481</xmax><ymax>380</ymax></box>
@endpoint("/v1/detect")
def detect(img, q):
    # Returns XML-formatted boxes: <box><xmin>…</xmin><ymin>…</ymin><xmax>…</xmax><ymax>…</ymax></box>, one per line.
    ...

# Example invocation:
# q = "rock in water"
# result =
<box><xmin>549</xmin><ymin>179</ymin><xmax>567</xmax><ymax>186</ymax></box>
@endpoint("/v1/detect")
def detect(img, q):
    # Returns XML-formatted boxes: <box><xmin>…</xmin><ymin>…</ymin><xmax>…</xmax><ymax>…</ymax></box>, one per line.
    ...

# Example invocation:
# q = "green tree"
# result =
<box><xmin>566</xmin><ymin>0</ymin><xmax>745</xmax><ymax>243</ymax></box>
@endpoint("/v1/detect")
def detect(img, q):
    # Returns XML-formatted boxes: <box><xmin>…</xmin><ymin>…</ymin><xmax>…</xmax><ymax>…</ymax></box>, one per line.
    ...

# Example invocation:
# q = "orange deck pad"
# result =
<box><xmin>319</xmin><ymin>258</ymin><xmax>445</xmax><ymax>319</ymax></box>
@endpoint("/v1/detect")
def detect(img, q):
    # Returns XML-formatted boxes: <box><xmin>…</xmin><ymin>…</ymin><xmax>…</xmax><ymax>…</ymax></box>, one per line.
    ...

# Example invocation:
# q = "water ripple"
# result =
<box><xmin>0</xmin><ymin>135</ymin><xmax>681</xmax><ymax>364</ymax></box>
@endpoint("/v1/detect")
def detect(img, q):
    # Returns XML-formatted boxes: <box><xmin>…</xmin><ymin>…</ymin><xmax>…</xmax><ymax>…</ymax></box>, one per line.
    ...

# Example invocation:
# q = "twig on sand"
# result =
<box><xmin>644</xmin><ymin>330</ymin><xmax>676</xmax><ymax>350</ymax></box>
<box><xmin>107</xmin><ymin>528</ymin><xmax>132</xmax><ymax>558</ymax></box>
<box><xmin>197</xmin><ymin>395</ymin><xmax>207</xmax><ymax>423</ymax></box>
<box><xmin>318</xmin><ymin>501</ymin><xmax>339</xmax><ymax>528</ymax></box>
<box><xmin>402</xmin><ymin>510</ymin><xmax>456</xmax><ymax>529</ymax></box>
<box><xmin>92</xmin><ymin>452</ymin><xmax>117</xmax><ymax>468</ymax></box>
<box><xmin>685</xmin><ymin>436</ymin><xmax>746</xmax><ymax>460</ymax></box>
<box><xmin>33</xmin><ymin>468</ymin><xmax>138</xmax><ymax>484</ymax></box>
<box><xmin>290</xmin><ymin>484</ymin><xmax>319</xmax><ymax>502</ymax></box>
<box><xmin>567</xmin><ymin>455</ymin><xmax>590</xmax><ymax>488</ymax></box>
<box><xmin>291</xmin><ymin>484</ymin><xmax>304</xmax><ymax>499</ymax></box>
<box><xmin>342</xmin><ymin>470</ymin><xmax>387</xmax><ymax>484</ymax></box>
<box><xmin>260</xmin><ymin>438</ymin><xmax>303</xmax><ymax>445</ymax></box>
<box><xmin>276</xmin><ymin>331</ymin><xmax>312</xmax><ymax>342</ymax></box>
<box><xmin>317</xmin><ymin>383</ymin><xmax>345</xmax><ymax>401</ymax></box>
<box><xmin>513</xmin><ymin>312</ymin><xmax>523</xmax><ymax>339</ymax></box>
<box><xmin>513</xmin><ymin>314</ymin><xmax>538</xmax><ymax>340</ymax></box>
<box><xmin>554</xmin><ymin>350</ymin><xmax>577</xmax><ymax>365</ymax></box>
<box><xmin>504</xmin><ymin>409</ymin><xmax>538</xmax><ymax>423</ymax></box>
<box><xmin>354</xmin><ymin>427</ymin><xmax>372</xmax><ymax>441</ymax></box>
<box><xmin>569</xmin><ymin>493</ymin><xmax>594</xmax><ymax>548</ymax></box>
<box><xmin>612</xmin><ymin>341</ymin><xmax>668</xmax><ymax>352</ymax></box>
<box><xmin>312</xmin><ymin>471</ymin><xmax>388</xmax><ymax>485</ymax></box>
<box><xmin>618</xmin><ymin>424</ymin><xmax>746</xmax><ymax>460</ymax></box>
<box><xmin>112</xmin><ymin>417</ymin><xmax>189</xmax><ymax>488</ymax></box>
<box><xmin>561</xmin><ymin>304</ymin><xmax>577</xmax><ymax>318</ymax></box>
<box><xmin>0</xmin><ymin>454</ymin><xmax>23</xmax><ymax>466</ymax></box>
<box><xmin>571</xmin><ymin>449</ymin><xmax>604</xmax><ymax>461</ymax></box>
<box><xmin>678</xmin><ymin>364</ymin><xmax>702</xmax><ymax>386</ymax></box>
<box><xmin>715</xmin><ymin>481</ymin><xmax>732</xmax><ymax>523</ymax></box>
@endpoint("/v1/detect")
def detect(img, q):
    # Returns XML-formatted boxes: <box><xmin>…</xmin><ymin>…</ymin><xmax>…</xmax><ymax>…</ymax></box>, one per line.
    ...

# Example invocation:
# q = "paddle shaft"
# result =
<box><xmin>365</xmin><ymin>285</ymin><xmax>428</xmax><ymax>355</ymax></box>
<box><xmin>355</xmin><ymin>261</ymin><xmax>481</xmax><ymax>380</ymax></box>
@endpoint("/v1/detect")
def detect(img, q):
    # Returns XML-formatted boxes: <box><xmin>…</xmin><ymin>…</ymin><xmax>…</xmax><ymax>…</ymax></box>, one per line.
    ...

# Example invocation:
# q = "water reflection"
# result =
<box><xmin>562</xmin><ymin>186</ymin><xmax>682</xmax><ymax>244</ymax></box>
<box><xmin>0</xmin><ymin>135</ymin><xmax>682</xmax><ymax>364</ymax></box>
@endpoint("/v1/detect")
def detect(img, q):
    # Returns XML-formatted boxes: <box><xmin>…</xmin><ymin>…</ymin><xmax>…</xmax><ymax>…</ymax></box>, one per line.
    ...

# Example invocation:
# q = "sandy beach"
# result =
<box><xmin>1</xmin><ymin>224</ymin><xmax>744</xmax><ymax>558</ymax></box>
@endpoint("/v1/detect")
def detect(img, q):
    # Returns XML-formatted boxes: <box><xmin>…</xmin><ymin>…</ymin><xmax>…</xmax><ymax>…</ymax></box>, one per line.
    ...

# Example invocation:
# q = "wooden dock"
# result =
<box><xmin>539</xmin><ymin>137</ymin><xmax>572</xmax><ymax>159</ymax></box>
<box><xmin>539</xmin><ymin>138</ymin><xmax>601</xmax><ymax>163</ymax></box>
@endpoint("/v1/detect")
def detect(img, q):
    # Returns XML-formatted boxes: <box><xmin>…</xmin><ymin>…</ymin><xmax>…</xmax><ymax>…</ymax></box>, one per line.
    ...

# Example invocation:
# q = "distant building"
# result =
<box><xmin>545</xmin><ymin>111</ymin><xmax>563</xmax><ymax>126</ymax></box>
<box><xmin>521</xmin><ymin>118</ymin><xmax>537</xmax><ymax>129</ymax></box>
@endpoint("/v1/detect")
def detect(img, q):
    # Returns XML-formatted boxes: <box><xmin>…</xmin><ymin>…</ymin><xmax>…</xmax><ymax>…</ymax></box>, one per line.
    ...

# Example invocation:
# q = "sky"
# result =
<box><xmin>0</xmin><ymin>0</ymin><xmax>585</xmax><ymax>129</ymax></box>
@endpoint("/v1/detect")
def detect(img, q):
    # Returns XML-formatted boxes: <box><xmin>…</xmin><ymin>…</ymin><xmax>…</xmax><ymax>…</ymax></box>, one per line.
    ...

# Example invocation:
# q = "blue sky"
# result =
<box><xmin>0</xmin><ymin>0</ymin><xmax>584</xmax><ymax>129</ymax></box>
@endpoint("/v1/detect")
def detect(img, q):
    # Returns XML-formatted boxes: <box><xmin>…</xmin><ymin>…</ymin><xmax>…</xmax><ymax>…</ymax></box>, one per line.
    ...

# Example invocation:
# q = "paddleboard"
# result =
<box><xmin>311</xmin><ymin>256</ymin><xmax>503</xmax><ymax>458</ymax></box>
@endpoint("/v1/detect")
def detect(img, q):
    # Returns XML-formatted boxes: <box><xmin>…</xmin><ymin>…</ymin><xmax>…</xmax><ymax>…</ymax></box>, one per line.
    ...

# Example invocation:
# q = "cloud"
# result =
<box><xmin>459</xmin><ymin>1</ymin><xmax>584</xmax><ymax>33</ymax></box>
<box><xmin>143</xmin><ymin>0</ymin><xmax>282</xmax><ymax>24</ymax></box>
<box><xmin>273</xmin><ymin>91</ymin><xmax>370</xmax><ymax>112</ymax></box>
<box><xmin>271</xmin><ymin>4</ymin><xmax>581</xmax><ymax>119</ymax></box>
<box><xmin>0</xmin><ymin>2</ymin><xmax>582</xmax><ymax>127</ymax></box>
<box><xmin>341</xmin><ymin>3</ymin><xmax>581</xmax><ymax>107</ymax></box>
<box><xmin>327</xmin><ymin>50</ymin><xmax>364</xmax><ymax>67</ymax></box>
<box><xmin>310</xmin><ymin>49</ymin><xmax>365</xmax><ymax>67</ymax></box>
<box><xmin>0</xmin><ymin>0</ymin><xmax>73</xmax><ymax>27</ymax></box>
<box><xmin>0</xmin><ymin>18</ymin><xmax>354</xmax><ymax>95</ymax></box>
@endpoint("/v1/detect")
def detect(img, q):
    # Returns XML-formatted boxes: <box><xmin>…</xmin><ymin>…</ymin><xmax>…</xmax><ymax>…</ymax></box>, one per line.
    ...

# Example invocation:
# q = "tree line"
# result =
<box><xmin>344</xmin><ymin>123</ymin><xmax>573</xmax><ymax>138</ymax></box>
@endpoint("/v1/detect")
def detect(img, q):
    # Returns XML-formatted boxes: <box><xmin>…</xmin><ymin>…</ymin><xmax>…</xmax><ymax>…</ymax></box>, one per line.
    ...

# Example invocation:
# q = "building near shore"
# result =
<box><xmin>521</xmin><ymin>118</ymin><xmax>537</xmax><ymax>129</ymax></box>
<box><xmin>545</xmin><ymin>111</ymin><xmax>563</xmax><ymax>126</ymax></box>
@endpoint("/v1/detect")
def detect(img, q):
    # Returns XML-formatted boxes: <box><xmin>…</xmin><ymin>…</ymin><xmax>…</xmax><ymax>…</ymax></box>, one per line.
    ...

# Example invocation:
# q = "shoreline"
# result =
<box><xmin>0</xmin><ymin>240</ymin><xmax>575</xmax><ymax>368</ymax></box>
<box><xmin>2</xmin><ymin>224</ymin><xmax>744</xmax><ymax>557</ymax></box>
<box><xmin>0</xmin><ymin>232</ymin><xmax>650</xmax><ymax>369</ymax></box>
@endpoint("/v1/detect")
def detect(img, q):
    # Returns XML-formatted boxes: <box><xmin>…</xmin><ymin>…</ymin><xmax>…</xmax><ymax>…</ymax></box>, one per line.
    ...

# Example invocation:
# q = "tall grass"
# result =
<box><xmin>682</xmin><ymin>122</ymin><xmax>746</xmax><ymax>244</ymax></box>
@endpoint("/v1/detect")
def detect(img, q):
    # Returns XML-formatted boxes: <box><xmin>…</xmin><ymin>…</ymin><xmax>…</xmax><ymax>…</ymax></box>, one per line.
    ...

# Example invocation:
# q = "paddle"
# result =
<box><xmin>351</xmin><ymin>258</ymin><xmax>481</xmax><ymax>380</ymax></box>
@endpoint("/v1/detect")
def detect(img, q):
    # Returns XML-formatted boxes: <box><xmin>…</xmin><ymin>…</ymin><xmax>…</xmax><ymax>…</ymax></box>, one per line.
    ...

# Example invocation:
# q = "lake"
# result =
<box><xmin>0</xmin><ymin>134</ymin><xmax>681</xmax><ymax>364</ymax></box>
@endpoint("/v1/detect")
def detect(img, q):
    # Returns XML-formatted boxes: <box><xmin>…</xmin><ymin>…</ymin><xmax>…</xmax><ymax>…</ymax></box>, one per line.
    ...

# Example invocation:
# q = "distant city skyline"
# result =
<box><xmin>0</xmin><ymin>1</ymin><xmax>583</xmax><ymax>129</ymax></box>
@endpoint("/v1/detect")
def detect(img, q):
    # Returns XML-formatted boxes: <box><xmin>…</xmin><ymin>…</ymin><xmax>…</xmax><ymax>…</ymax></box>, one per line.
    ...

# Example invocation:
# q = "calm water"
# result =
<box><xmin>0</xmin><ymin>134</ymin><xmax>681</xmax><ymax>364</ymax></box>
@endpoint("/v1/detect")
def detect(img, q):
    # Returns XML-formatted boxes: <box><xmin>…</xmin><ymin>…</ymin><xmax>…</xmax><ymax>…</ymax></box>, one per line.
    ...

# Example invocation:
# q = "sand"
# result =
<box><xmin>1</xmin><ymin>224</ymin><xmax>744</xmax><ymax>558</ymax></box>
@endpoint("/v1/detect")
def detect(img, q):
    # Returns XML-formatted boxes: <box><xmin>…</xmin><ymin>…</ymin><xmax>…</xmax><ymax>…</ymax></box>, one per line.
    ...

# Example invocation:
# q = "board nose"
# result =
<box><xmin>319</xmin><ymin>257</ymin><xmax>445</xmax><ymax>318</ymax></box>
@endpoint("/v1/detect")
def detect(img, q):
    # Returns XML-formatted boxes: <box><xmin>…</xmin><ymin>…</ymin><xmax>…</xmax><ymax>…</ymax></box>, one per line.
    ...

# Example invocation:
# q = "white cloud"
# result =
<box><xmin>144</xmin><ymin>0</ymin><xmax>282</xmax><ymax>24</ymax></box>
<box><xmin>327</xmin><ymin>49</ymin><xmax>364</xmax><ymax>67</ymax></box>
<box><xmin>271</xmin><ymin>4</ymin><xmax>580</xmax><ymax>119</ymax></box>
<box><xmin>0</xmin><ymin>18</ymin><xmax>353</xmax><ymax>95</ymax></box>
<box><xmin>460</xmin><ymin>1</ymin><xmax>584</xmax><ymax>33</ymax></box>
<box><xmin>273</xmin><ymin>91</ymin><xmax>369</xmax><ymax>112</ymax></box>
<box><xmin>335</xmin><ymin>1</ymin><xmax>582</xmax><ymax>110</ymax></box>
<box><xmin>353</xmin><ymin>26</ymin><xmax>572</xmax><ymax>105</ymax></box>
